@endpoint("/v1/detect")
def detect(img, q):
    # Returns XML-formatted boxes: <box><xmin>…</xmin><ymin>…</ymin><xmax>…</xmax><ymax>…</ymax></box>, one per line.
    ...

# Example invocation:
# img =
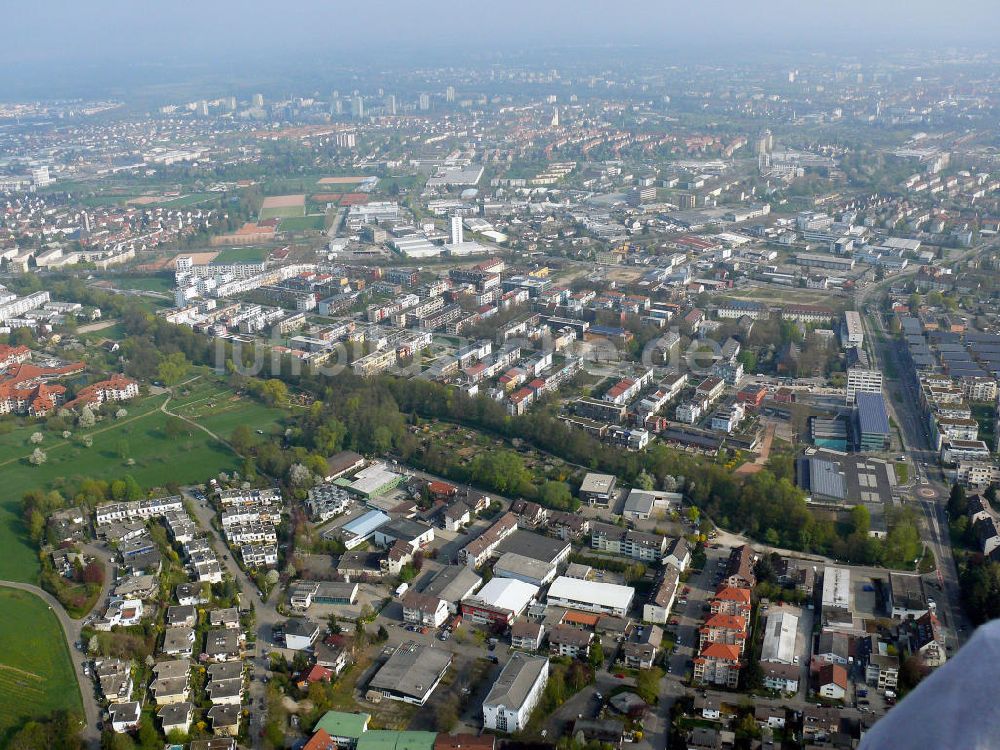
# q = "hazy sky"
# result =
<box><xmin>2</xmin><ymin>1</ymin><xmax>997</xmax><ymax>97</ymax></box>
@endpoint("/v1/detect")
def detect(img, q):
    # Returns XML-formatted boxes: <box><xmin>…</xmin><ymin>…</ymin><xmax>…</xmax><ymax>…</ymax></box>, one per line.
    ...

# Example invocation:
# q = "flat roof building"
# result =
<box><xmin>461</xmin><ymin>578</ymin><xmax>539</xmax><ymax>627</ymax></box>
<box><xmin>367</xmin><ymin>642</ymin><xmax>452</xmax><ymax>706</ymax></box>
<box><xmin>856</xmin><ymin>392</ymin><xmax>891</xmax><ymax>452</ymax></box>
<box><xmin>579</xmin><ymin>473</ymin><xmax>617</xmax><ymax>506</ymax></box>
<box><xmin>493</xmin><ymin>552</ymin><xmax>557</xmax><ymax>587</ymax></box>
<box><xmin>546</xmin><ymin>576</ymin><xmax>635</xmax><ymax>618</ymax></box>
<box><xmin>340</xmin><ymin>510</ymin><xmax>391</xmax><ymax>550</ymax></box>
<box><xmin>495</xmin><ymin>530</ymin><xmax>571</xmax><ymax>566</ymax></box>
<box><xmin>760</xmin><ymin>609</ymin><xmax>799</xmax><ymax>664</ymax></box>
<box><xmin>822</xmin><ymin>567</ymin><xmax>853</xmax><ymax>627</ymax></box>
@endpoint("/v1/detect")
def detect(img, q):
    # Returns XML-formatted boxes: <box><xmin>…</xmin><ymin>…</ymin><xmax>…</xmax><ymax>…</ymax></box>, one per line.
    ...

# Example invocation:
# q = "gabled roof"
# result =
<box><xmin>700</xmin><ymin>642</ymin><xmax>741</xmax><ymax>661</ymax></box>
<box><xmin>713</xmin><ymin>586</ymin><xmax>752</xmax><ymax>603</ymax></box>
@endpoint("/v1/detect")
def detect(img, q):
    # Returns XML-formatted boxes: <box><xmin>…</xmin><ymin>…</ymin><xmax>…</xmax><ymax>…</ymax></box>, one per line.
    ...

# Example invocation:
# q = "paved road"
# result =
<box><xmin>0</xmin><ymin>580</ymin><xmax>101</xmax><ymax>748</ymax></box>
<box><xmin>864</xmin><ymin>309</ymin><xmax>971</xmax><ymax>644</ymax></box>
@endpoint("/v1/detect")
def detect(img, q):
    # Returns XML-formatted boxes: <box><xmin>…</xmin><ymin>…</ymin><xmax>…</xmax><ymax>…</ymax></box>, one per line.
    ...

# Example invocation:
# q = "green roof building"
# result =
<box><xmin>314</xmin><ymin>711</ymin><xmax>372</xmax><ymax>746</ymax></box>
<box><xmin>356</xmin><ymin>730</ymin><xmax>437</xmax><ymax>750</ymax></box>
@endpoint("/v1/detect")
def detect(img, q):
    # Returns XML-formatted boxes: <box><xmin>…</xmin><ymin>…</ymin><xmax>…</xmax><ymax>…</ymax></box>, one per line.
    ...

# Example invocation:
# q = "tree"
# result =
<box><xmin>30</xmin><ymin>431</ymin><xmax>44</xmax><ymax>444</ymax></box>
<box><xmin>635</xmin><ymin>667</ymin><xmax>663</xmax><ymax>704</ymax></box>
<box><xmin>850</xmin><ymin>505</ymin><xmax>871</xmax><ymax>537</ymax></box>
<box><xmin>82</xmin><ymin>562</ymin><xmax>105</xmax><ymax>585</ymax></box>
<box><xmin>589</xmin><ymin>640</ymin><xmax>604</xmax><ymax>668</ymax></box>
<box><xmin>29</xmin><ymin>447</ymin><xmax>47</xmax><ymax>465</ymax></box>
<box><xmin>231</xmin><ymin>424</ymin><xmax>256</xmax><ymax>454</ymax></box>
<box><xmin>634</xmin><ymin>471</ymin><xmax>655</xmax><ymax>491</ymax></box>
<box><xmin>260</xmin><ymin>378</ymin><xmax>289</xmax><ymax>408</ymax></box>
<box><xmin>164</xmin><ymin>416</ymin><xmax>188</xmax><ymax>439</ymax></box>
<box><xmin>78</xmin><ymin>406</ymin><xmax>96</xmax><ymax>428</ymax></box>
<box><xmin>288</xmin><ymin>463</ymin><xmax>314</xmax><ymax>487</ymax></box>
<box><xmin>539</xmin><ymin>480</ymin><xmax>575</xmax><ymax>511</ymax></box>
<box><xmin>948</xmin><ymin>484</ymin><xmax>967</xmax><ymax>518</ymax></box>
<box><xmin>157</xmin><ymin>351</ymin><xmax>189</xmax><ymax>386</ymax></box>
<box><xmin>135</xmin><ymin>714</ymin><xmax>160</xmax><ymax>750</ymax></box>
<box><xmin>435</xmin><ymin>692</ymin><xmax>460</xmax><ymax>731</ymax></box>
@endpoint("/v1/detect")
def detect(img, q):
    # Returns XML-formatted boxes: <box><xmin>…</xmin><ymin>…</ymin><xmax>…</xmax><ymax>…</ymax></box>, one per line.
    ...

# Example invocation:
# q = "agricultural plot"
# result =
<box><xmin>0</xmin><ymin>588</ymin><xmax>82</xmax><ymax>736</ymax></box>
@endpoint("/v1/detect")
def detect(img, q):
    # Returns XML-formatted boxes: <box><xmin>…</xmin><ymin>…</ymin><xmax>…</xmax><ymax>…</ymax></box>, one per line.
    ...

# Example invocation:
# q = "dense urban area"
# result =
<box><xmin>2</xmin><ymin>39</ymin><xmax>1000</xmax><ymax>750</ymax></box>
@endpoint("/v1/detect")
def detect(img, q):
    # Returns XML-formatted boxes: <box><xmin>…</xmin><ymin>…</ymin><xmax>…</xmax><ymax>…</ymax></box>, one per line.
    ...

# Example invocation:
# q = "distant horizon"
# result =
<box><xmin>3</xmin><ymin>0</ymin><xmax>999</xmax><ymax>99</ymax></box>
<box><xmin>1</xmin><ymin>41</ymin><xmax>998</xmax><ymax>103</ymax></box>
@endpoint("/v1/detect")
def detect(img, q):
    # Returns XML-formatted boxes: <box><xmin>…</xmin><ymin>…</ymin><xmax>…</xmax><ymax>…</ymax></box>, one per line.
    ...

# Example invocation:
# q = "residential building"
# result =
<box><xmin>548</xmin><ymin>624</ymin><xmax>593</xmax><ymax>658</ymax></box>
<box><xmin>693</xmin><ymin>643</ymin><xmax>741</xmax><ymax>688</ymax></box>
<box><xmin>402</xmin><ymin>591</ymin><xmax>449</xmax><ymax>628</ymax></box>
<box><xmin>817</xmin><ymin>663</ymin><xmax>848</xmax><ymax>700</ymax></box>
<box><xmin>590</xmin><ymin>522</ymin><xmax>667</xmax><ymax>563</ymax></box>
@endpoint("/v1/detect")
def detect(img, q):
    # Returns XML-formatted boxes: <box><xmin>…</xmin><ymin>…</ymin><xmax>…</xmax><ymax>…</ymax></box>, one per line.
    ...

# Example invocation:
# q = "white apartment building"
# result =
<box><xmin>841</xmin><ymin>311</ymin><xmax>864</xmax><ymax>348</ymax></box>
<box><xmin>95</xmin><ymin>497</ymin><xmax>184</xmax><ymax>526</ymax></box>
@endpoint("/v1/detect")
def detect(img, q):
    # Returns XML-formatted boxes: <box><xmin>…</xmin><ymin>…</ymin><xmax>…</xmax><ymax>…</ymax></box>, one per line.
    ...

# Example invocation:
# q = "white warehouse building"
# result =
<box><xmin>546</xmin><ymin>576</ymin><xmax>635</xmax><ymax>618</ymax></box>
<box><xmin>760</xmin><ymin>609</ymin><xmax>799</xmax><ymax>664</ymax></box>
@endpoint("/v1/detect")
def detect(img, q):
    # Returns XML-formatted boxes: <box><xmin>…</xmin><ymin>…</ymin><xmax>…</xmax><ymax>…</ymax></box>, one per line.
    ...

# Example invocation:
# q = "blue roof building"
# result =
<box><xmin>856</xmin><ymin>392</ymin><xmax>890</xmax><ymax>451</ymax></box>
<box><xmin>340</xmin><ymin>510</ymin><xmax>391</xmax><ymax>549</ymax></box>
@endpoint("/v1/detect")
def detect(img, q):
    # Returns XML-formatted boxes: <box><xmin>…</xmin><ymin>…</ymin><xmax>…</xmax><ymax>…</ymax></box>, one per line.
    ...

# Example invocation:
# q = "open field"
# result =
<box><xmin>0</xmin><ymin>376</ymin><xmax>286</xmax><ymax>583</ymax></box>
<box><xmin>279</xmin><ymin>215</ymin><xmax>326</xmax><ymax>232</ymax></box>
<box><xmin>79</xmin><ymin>320</ymin><xmax>125</xmax><ymax>341</ymax></box>
<box><xmin>0</xmin><ymin>588</ymin><xmax>83</xmax><ymax>737</ymax></box>
<box><xmin>213</xmin><ymin>246</ymin><xmax>269</xmax><ymax>264</ymax></box>
<box><xmin>719</xmin><ymin>286</ymin><xmax>850</xmax><ymax>313</ymax></box>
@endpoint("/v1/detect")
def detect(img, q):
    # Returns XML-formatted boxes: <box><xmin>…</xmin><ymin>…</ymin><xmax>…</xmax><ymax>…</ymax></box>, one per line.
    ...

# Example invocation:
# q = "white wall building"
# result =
<box><xmin>482</xmin><ymin>654</ymin><xmax>549</xmax><ymax>733</ymax></box>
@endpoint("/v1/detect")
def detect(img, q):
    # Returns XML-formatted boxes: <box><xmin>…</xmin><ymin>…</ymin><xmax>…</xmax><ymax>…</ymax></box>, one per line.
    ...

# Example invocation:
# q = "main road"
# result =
<box><xmin>854</xmin><ymin>240</ymin><xmax>996</xmax><ymax>646</ymax></box>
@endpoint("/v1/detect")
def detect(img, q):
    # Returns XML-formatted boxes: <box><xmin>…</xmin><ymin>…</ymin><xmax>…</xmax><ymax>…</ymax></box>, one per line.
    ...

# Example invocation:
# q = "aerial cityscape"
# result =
<box><xmin>1</xmin><ymin>2</ymin><xmax>1000</xmax><ymax>749</ymax></box>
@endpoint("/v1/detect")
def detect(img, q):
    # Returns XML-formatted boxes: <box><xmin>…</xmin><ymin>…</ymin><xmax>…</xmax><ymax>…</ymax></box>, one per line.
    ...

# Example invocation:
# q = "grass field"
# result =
<box><xmin>112</xmin><ymin>275</ymin><xmax>174</xmax><ymax>294</ymax></box>
<box><xmin>0</xmin><ymin>588</ymin><xmax>83</xmax><ymax>736</ymax></box>
<box><xmin>279</xmin><ymin>215</ymin><xmax>326</xmax><ymax>232</ymax></box>
<box><xmin>259</xmin><ymin>205</ymin><xmax>306</xmax><ymax>220</ymax></box>
<box><xmin>0</xmin><ymin>375</ymin><xmax>286</xmax><ymax>583</ymax></box>
<box><xmin>213</xmin><ymin>247</ymin><xmax>268</xmax><ymax>264</ymax></box>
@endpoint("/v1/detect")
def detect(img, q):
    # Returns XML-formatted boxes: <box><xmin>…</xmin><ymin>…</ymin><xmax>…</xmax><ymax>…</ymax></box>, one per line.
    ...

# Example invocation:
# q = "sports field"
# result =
<box><xmin>259</xmin><ymin>194</ymin><xmax>306</xmax><ymax>220</ymax></box>
<box><xmin>0</xmin><ymin>588</ymin><xmax>83</xmax><ymax>735</ymax></box>
<box><xmin>279</xmin><ymin>215</ymin><xmax>326</xmax><ymax>232</ymax></box>
<box><xmin>0</xmin><ymin>375</ymin><xmax>286</xmax><ymax>583</ymax></box>
<box><xmin>213</xmin><ymin>246</ymin><xmax>268</xmax><ymax>264</ymax></box>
